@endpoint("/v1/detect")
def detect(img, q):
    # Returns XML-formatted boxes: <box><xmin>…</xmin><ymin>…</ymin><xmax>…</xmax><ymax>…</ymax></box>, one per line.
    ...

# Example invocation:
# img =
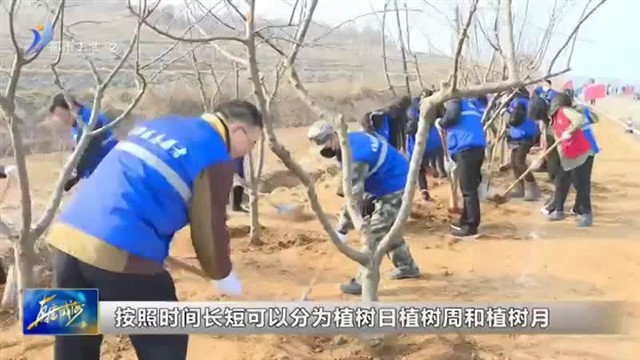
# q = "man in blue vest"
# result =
<box><xmin>48</xmin><ymin>93</ymin><xmax>118</xmax><ymax>191</ymax></box>
<box><xmin>405</xmin><ymin>96</ymin><xmax>445</xmax><ymax>201</ymax></box>
<box><xmin>307</xmin><ymin>120</ymin><xmax>420</xmax><ymax>296</ymax></box>
<box><xmin>436</xmin><ymin>97</ymin><xmax>487</xmax><ymax>237</ymax></box>
<box><xmin>534</xmin><ymin>79</ymin><xmax>559</xmax><ymax>104</ymax></box>
<box><xmin>360</xmin><ymin>96</ymin><xmax>411</xmax><ymax>152</ymax></box>
<box><xmin>46</xmin><ymin>100</ymin><xmax>263</xmax><ymax>360</ymax></box>
<box><xmin>506</xmin><ymin>87</ymin><xmax>542</xmax><ymax>200</ymax></box>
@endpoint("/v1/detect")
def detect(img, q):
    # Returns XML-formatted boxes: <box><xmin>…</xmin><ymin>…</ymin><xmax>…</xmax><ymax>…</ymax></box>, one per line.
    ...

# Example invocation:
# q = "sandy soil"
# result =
<box><xmin>1</xmin><ymin>110</ymin><xmax>639</xmax><ymax>359</ymax></box>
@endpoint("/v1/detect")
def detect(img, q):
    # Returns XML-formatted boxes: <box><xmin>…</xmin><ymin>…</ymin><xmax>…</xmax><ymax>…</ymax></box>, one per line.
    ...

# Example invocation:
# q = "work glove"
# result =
<box><xmin>0</xmin><ymin>165</ymin><xmax>16</xmax><ymax>179</ymax></box>
<box><xmin>212</xmin><ymin>270</ymin><xmax>242</xmax><ymax>296</ymax></box>
<box><xmin>560</xmin><ymin>130</ymin><xmax>573</xmax><ymax>142</ymax></box>
<box><xmin>434</xmin><ymin>117</ymin><xmax>443</xmax><ymax>131</ymax></box>
<box><xmin>444</xmin><ymin>156</ymin><xmax>456</xmax><ymax>174</ymax></box>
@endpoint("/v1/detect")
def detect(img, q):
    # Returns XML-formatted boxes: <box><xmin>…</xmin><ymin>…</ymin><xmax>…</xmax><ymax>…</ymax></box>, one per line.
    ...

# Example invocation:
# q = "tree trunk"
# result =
<box><xmin>11</xmin><ymin>239</ymin><xmax>37</xmax><ymax>318</ymax></box>
<box><xmin>360</xmin><ymin>263</ymin><xmax>380</xmax><ymax>302</ymax></box>
<box><xmin>1</xmin><ymin>265</ymin><xmax>18</xmax><ymax>309</ymax></box>
<box><xmin>247</xmin><ymin>149</ymin><xmax>262</xmax><ymax>245</ymax></box>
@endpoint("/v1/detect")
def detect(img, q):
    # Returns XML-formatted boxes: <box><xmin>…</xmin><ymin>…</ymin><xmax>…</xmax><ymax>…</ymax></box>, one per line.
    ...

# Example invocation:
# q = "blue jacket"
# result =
<box><xmin>374</xmin><ymin>113</ymin><xmax>391</xmax><ymax>141</ymax></box>
<box><xmin>582</xmin><ymin>107</ymin><xmax>600</xmax><ymax>154</ymax></box>
<box><xmin>58</xmin><ymin>115</ymin><xmax>231</xmax><ymax>263</ymax></box>
<box><xmin>236</xmin><ymin>157</ymin><xmax>245</xmax><ymax>179</ymax></box>
<box><xmin>443</xmin><ymin>99</ymin><xmax>486</xmax><ymax>157</ymax></box>
<box><xmin>534</xmin><ymin>87</ymin><xmax>559</xmax><ymax>104</ymax></box>
<box><xmin>346</xmin><ymin>132</ymin><xmax>408</xmax><ymax>198</ymax></box>
<box><xmin>71</xmin><ymin>105</ymin><xmax>118</xmax><ymax>178</ymax></box>
<box><xmin>406</xmin><ymin>97</ymin><xmax>442</xmax><ymax>157</ymax></box>
<box><xmin>407</xmin><ymin>125</ymin><xmax>442</xmax><ymax>160</ymax></box>
<box><xmin>508</xmin><ymin>97</ymin><xmax>540</xmax><ymax>141</ymax></box>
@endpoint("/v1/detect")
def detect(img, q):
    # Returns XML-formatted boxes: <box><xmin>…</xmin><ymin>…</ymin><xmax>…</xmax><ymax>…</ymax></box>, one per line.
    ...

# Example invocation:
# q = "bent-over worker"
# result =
<box><xmin>46</xmin><ymin>100</ymin><xmax>263</xmax><ymax>360</ymax></box>
<box><xmin>307</xmin><ymin>120</ymin><xmax>421</xmax><ymax>296</ymax></box>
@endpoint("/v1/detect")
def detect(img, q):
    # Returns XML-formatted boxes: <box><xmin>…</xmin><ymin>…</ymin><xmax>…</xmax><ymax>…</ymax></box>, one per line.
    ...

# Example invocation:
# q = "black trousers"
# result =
<box><xmin>455</xmin><ymin>147</ymin><xmax>485</xmax><ymax>229</ymax></box>
<box><xmin>417</xmin><ymin>155</ymin><xmax>429</xmax><ymax>192</ymax></box>
<box><xmin>549</xmin><ymin>156</ymin><xmax>594</xmax><ymax>214</ymax></box>
<box><xmin>510</xmin><ymin>139</ymin><xmax>535</xmax><ymax>182</ymax></box>
<box><xmin>52</xmin><ymin>249</ymin><xmax>188</xmax><ymax>360</ymax></box>
<box><xmin>232</xmin><ymin>185</ymin><xmax>244</xmax><ymax>209</ymax></box>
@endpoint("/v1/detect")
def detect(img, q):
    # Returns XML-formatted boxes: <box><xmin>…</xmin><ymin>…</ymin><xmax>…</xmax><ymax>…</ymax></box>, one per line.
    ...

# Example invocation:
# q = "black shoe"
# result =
<box><xmin>233</xmin><ymin>205</ymin><xmax>249</xmax><ymax>213</ymax></box>
<box><xmin>339</xmin><ymin>278</ymin><xmax>362</xmax><ymax>295</ymax></box>
<box><xmin>387</xmin><ymin>268</ymin><xmax>421</xmax><ymax>280</ymax></box>
<box><xmin>449</xmin><ymin>224</ymin><xmax>478</xmax><ymax>237</ymax></box>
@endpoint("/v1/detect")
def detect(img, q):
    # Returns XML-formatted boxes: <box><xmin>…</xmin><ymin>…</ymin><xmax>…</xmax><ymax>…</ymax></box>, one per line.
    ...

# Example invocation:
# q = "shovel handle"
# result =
<box><xmin>165</xmin><ymin>256</ymin><xmax>208</xmax><ymax>279</ymax></box>
<box><xmin>501</xmin><ymin>141</ymin><xmax>561</xmax><ymax>196</ymax></box>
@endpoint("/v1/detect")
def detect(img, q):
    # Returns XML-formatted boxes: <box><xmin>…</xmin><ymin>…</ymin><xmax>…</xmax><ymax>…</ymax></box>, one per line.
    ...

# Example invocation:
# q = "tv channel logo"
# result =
<box><xmin>23</xmin><ymin>288</ymin><xmax>99</xmax><ymax>335</ymax></box>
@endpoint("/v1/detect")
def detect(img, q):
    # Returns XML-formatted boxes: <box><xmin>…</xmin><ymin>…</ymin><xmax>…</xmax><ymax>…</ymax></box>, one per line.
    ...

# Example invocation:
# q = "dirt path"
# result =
<box><xmin>1</xmin><ymin>112</ymin><xmax>639</xmax><ymax>360</ymax></box>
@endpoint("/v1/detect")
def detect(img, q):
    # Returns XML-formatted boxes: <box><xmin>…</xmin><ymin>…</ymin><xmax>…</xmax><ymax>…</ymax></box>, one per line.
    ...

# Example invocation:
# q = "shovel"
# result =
<box><xmin>437</xmin><ymin>126</ymin><xmax>462</xmax><ymax>214</ymax></box>
<box><xmin>487</xmin><ymin>141</ymin><xmax>561</xmax><ymax>204</ymax></box>
<box><xmin>264</xmin><ymin>198</ymin><xmax>304</xmax><ymax>216</ymax></box>
<box><xmin>480</xmin><ymin>120</ymin><xmax>508</xmax><ymax>201</ymax></box>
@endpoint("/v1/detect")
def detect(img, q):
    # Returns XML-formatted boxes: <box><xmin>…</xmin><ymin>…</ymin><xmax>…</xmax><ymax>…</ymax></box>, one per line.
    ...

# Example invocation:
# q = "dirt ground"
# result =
<box><xmin>1</xmin><ymin>108</ymin><xmax>639</xmax><ymax>359</ymax></box>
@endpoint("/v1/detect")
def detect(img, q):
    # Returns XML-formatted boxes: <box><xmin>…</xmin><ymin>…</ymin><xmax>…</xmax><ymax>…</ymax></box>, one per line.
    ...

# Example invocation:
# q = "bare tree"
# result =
<box><xmin>393</xmin><ymin>0</ymin><xmax>411</xmax><ymax>97</ymax></box>
<box><xmin>134</xmin><ymin>0</ymin><xmax>606</xmax><ymax>316</ymax></box>
<box><xmin>0</xmin><ymin>0</ymin><xmax>180</xmax><ymax>315</ymax></box>
<box><xmin>380</xmin><ymin>1</ymin><xmax>397</xmax><ymax>97</ymax></box>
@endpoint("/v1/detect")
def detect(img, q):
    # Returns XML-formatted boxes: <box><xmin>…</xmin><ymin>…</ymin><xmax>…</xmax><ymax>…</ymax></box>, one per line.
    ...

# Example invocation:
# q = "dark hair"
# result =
<box><xmin>544</xmin><ymin>79</ymin><xmax>552</xmax><ymax>86</ymax></box>
<box><xmin>516</xmin><ymin>86</ymin><xmax>529</xmax><ymax>98</ymax></box>
<box><xmin>397</xmin><ymin>96</ymin><xmax>412</xmax><ymax>110</ymax></box>
<box><xmin>422</xmin><ymin>89</ymin><xmax>434</xmax><ymax>97</ymax></box>
<box><xmin>214</xmin><ymin>100</ymin><xmax>263</xmax><ymax>128</ymax></box>
<box><xmin>49</xmin><ymin>93</ymin><xmax>78</xmax><ymax>113</ymax></box>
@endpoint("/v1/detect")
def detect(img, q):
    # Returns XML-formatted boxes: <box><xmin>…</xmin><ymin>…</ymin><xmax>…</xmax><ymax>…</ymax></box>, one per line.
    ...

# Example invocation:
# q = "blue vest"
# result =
<box><xmin>446</xmin><ymin>99</ymin><xmax>486</xmax><ymax>156</ymax></box>
<box><xmin>375</xmin><ymin>113</ymin><xmax>391</xmax><ymax>141</ymax></box>
<box><xmin>236</xmin><ymin>157</ymin><xmax>245</xmax><ymax>179</ymax></box>
<box><xmin>59</xmin><ymin>115</ymin><xmax>230</xmax><ymax>263</ymax></box>
<box><xmin>407</xmin><ymin>126</ymin><xmax>441</xmax><ymax>159</ymax></box>
<box><xmin>345</xmin><ymin>132</ymin><xmax>408</xmax><ymax>198</ymax></box>
<box><xmin>471</xmin><ymin>99</ymin><xmax>487</xmax><ymax>117</ymax></box>
<box><xmin>508</xmin><ymin>97</ymin><xmax>540</xmax><ymax>140</ymax></box>
<box><xmin>582</xmin><ymin>108</ymin><xmax>600</xmax><ymax>154</ymax></box>
<box><xmin>71</xmin><ymin>105</ymin><xmax>118</xmax><ymax>178</ymax></box>
<box><xmin>534</xmin><ymin>87</ymin><xmax>559</xmax><ymax>104</ymax></box>
<box><xmin>407</xmin><ymin>97</ymin><xmax>421</xmax><ymax>121</ymax></box>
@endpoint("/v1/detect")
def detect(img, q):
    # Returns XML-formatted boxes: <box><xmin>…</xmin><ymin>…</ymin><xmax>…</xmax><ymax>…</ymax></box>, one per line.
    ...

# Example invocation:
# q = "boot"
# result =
<box><xmin>387</xmin><ymin>267</ymin><xmax>421</xmax><ymax>280</ymax></box>
<box><xmin>523</xmin><ymin>181</ymin><xmax>541</xmax><ymax>201</ymax></box>
<box><xmin>232</xmin><ymin>186</ymin><xmax>248</xmax><ymax>213</ymax></box>
<box><xmin>339</xmin><ymin>278</ymin><xmax>362</xmax><ymax>295</ymax></box>
<box><xmin>577</xmin><ymin>213</ymin><xmax>593</xmax><ymax>227</ymax></box>
<box><xmin>546</xmin><ymin>210</ymin><xmax>565</xmax><ymax>221</ymax></box>
<box><xmin>510</xmin><ymin>181</ymin><xmax>525</xmax><ymax>198</ymax></box>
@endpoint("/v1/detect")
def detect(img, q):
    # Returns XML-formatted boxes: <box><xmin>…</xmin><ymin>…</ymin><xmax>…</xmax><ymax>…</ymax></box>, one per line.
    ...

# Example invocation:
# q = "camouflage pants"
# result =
<box><xmin>338</xmin><ymin>190</ymin><xmax>420</xmax><ymax>283</ymax></box>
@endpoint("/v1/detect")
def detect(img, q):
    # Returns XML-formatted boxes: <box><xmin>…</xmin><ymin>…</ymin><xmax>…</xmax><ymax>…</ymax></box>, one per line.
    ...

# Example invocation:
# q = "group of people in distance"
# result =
<box><xmin>306</xmin><ymin>79</ymin><xmax>598</xmax><ymax>297</ymax></box>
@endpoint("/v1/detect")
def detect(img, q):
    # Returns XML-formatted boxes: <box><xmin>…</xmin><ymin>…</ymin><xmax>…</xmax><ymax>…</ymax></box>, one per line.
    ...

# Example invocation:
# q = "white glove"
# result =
<box><xmin>434</xmin><ymin>118</ymin><xmax>443</xmax><ymax>130</ymax></box>
<box><xmin>444</xmin><ymin>156</ymin><xmax>455</xmax><ymax>173</ymax></box>
<box><xmin>560</xmin><ymin>130</ymin><xmax>572</xmax><ymax>141</ymax></box>
<box><xmin>335</xmin><ymin>231</ymin><xmax>347</xmax><ymax>243</ymax></box>
<box><xmin>212</xmin><ymin>270</ymin><xmax>242</xmax><ymax>296</ymax></box>
<box><xmin>4</xmin><ymin>165</ymin><xmax>16</xmax><ymax>176</ymax></box>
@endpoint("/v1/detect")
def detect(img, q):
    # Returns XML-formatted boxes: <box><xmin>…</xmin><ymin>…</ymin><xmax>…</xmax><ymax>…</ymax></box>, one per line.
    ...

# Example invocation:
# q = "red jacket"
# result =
<box><xmin>551</xmin><ymin>107</ymin><xmax>592</xmax><ymax>160</ymax></box>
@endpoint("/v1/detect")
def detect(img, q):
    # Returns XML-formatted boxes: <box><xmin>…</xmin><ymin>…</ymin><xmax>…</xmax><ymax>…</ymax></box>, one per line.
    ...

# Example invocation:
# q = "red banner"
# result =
<box><xmin>584</xmin><ymin>83</ymin><xmax>606</xmax><ymax>102</ymax></box>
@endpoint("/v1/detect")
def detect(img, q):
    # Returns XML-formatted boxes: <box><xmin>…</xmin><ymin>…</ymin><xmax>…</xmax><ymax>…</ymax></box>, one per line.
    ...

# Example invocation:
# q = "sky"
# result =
<box><xmin>161</xmin><ymin>0</ymin><xmax>640</xmax><ymax>86</ymax></box>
